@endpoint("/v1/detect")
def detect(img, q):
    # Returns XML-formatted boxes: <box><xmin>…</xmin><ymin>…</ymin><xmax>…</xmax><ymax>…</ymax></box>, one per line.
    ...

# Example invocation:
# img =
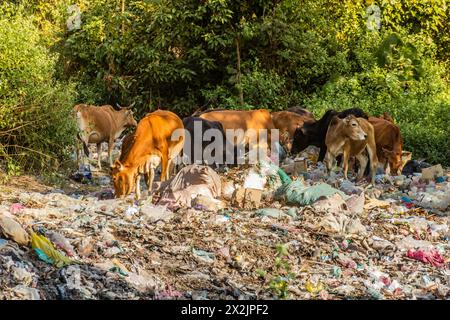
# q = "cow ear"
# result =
<box><xmin>330</xmin><ymin>116</ymin><xmax>341</xmax><ymax>126</ymax></box>
<box><xmin>402</xmin><ymin>151</ymin><xmax>411</xmax><ymax>158</ymax></box>
<box><xmin>113</xmin><ymin>160</ymin><xmax>124</xmax><ymax>171</ymax></box>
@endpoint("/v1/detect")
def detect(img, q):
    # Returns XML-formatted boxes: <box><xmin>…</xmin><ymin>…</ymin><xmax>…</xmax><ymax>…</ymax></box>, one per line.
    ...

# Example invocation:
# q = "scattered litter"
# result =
<box><xmin>0</xmin><ymin>215</ymin><xmax>29</xmax><ymax>245</ymax></box>
<box><xmin>30</xmin><ymin>231</ymin><xmax>76</xmax><ymax>268</ymax></box>
<box><xmin>406</xmin><ymin>249</ymin><xmax>446</xmax><ymax>268</ymax></box>
<box><xmin>0</xmin><ymin>147</ymin><xmax>448</xmax><ymax>300</ymax></box>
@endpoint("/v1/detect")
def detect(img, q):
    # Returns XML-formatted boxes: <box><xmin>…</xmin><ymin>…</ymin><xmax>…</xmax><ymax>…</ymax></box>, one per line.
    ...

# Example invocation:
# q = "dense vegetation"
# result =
<box><xmin>0</xmin><ymin>0</ymin><xmax>449</xmax><ymax>172</ymax></box>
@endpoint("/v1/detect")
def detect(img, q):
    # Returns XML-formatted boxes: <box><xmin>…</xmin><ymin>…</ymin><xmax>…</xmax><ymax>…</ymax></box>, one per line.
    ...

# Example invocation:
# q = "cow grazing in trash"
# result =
<box><xmin>74</xmin><ymin>103</ymin><xmax>137</xmax><ymax>169</ymax></box>
<box><xmin>111</xmin><ymin>110</ymin><xmax>185</xmax><ymax>200</ymax></box>
<box><xmin>198</xmin><ymin>109</ymin><xmax>276</xmax><ymax>161</ymax></box>
<box><xmin>291</xmin><ymin>108</ymin><xmax>368</xmax><ymax>162</ymax></box>
<box><xmin>325</xmin><ymin>115</ymin><xmax>378</xmax><ymax>184</ymax></box>
<box><xmin>271</xmin><ymin>111</ymin><xmax>315</xmax><ymax>152</ymax></box>
<box><xmin>368</xmin><ymin>115</ymin><xmax>404</xmax><ymax>175</ymax></box>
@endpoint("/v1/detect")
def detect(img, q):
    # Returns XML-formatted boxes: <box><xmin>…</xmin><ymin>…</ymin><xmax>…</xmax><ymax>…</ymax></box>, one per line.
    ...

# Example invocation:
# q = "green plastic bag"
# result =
<box><xmin>275</xmin><ymin>180</ymin><xmax>347</xmax><ymax>206</ymax></box>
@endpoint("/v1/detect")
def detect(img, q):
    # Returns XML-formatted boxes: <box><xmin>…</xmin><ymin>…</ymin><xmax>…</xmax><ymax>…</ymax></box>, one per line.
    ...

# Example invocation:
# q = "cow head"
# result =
<box><xmin>125</xmin><ymin>109</ymin><xmax>138</xmax><ymax>127</ymax></box>
<box><xmin>341</xmin><ymin>116</ymin><xmax>367</xmax><ymax>140</ymax></box>
<box><xmin>117</xmin><ymin>103</ymin><xmax>138</xmax><ymax>127</ymax></box>
<box><xmin>111</xmin><ymin>160</ymin><xmax>136</xmax><ymax>198</ymax></box>
<box><xmin>382</xmin><ymin>147</ymin><xmax>403</xmax><ymax>175</ymax></box>
<box><xmin>291</xmin><ymin>121</ymin><xmax>316</xmax><ymax>154</ymax></box>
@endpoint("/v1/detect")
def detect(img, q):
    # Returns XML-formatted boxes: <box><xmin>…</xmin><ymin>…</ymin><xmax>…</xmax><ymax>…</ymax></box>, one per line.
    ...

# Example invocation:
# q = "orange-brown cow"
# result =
<box><xmin>199</xmin><ymin>109</ymin><xmax>276</xmax><ymax>159</ymax></box>
<box><xmin>325</xmin><ymin>115</ymin><xmax>378</xmax><ymax>184</ymax></box>
<box><xmin>111</xmin><ymin>110</ymin><xmax>184</xmax><ymax>199</ymax></box>
<box><xmin>368</xmin><ymin>115</ymin><xmax>403</xmax><ymax>175</ymax></box>
<box><xmin>271</xmin><ymin>111</ymin><xmax>315</xmax><ymax>151</ymax></box>
<box><xmin>74</xmin><ymin>104</ymin><xmax>137</xmax><ymax>169</ymax></box>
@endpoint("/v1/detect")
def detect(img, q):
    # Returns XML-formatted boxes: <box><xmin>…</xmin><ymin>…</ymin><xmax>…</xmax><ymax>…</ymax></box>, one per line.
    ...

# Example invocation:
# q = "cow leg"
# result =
<box><xmin>318</xmin><ymin>146</ymin><xmax>327</xmax><ymax>163</ymax></box>
<box><xmin>166</xmin><ymin>158</ymin><xmax>175</xmax><ymax>180</ymax></box>
<box><xmin>147</xmin><ymin>168</ymin><xmax>155</xmax><ymax>195</ymax></box>
<box><xmin>76</xmin><ymin>137</ymin><xmax>81</xmax><ymax>167</ymax></box>
<box><xmin>108</xmin><ymin>139</ymin><xmax>114</xmax><ymax>167</ymax></box>
<box><xmin>324</xmin><ymin>151</ymin><xmax>334</xmax><ymax>172</ymax></box>
<box><xmin>343</xmin><ymin>147</ymin><xmax>350</xmax><ymax>180</ymax></box>
<box><xmin>160</xmin><ymin>148</ymin><xmax>169</xmax><ymax>182</ymax></box>
<box><xmin>356</xmin><ymin>153</ymin><xmax>368</xmax><ymax>181</ymax></box>
<box><xmin>96</xmin><ymin>143</ymin><xmax>102</xmax><ymax>170</ymax></box>
<box><xmin>366</xmin><ymin>142</ymin><xmax>378</xmax><ymax>185</ymax></box>
<box><xmin>385</xmin><ymin>162</ymin><xmax>391</xmax><ymax>176</ymax></box>
<box><xmin>135</xmin><ymin>174</ymin><xmax>141</xmax><ymax>201</ymax></box>
<box><xmin>77</xmin><ymin>132</ymin><xmax>90</xmax><ymax>168</ymax></box>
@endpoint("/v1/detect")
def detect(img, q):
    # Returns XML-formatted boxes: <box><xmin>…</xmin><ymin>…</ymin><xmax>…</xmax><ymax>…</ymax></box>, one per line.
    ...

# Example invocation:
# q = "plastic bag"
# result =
<box><xmin>0</xmin><ymin>215</ymin><xmax>29</xmax><ymax>245</ymax></box>
<box><xmin>30</xmin><ymin>231</ymin><xmax>76</xmax><ymax>268</ymax></box>
<box><xmin>275</xmin><ymin>180</ymin><xmax>347</xmax><ymax>206</ymax></box>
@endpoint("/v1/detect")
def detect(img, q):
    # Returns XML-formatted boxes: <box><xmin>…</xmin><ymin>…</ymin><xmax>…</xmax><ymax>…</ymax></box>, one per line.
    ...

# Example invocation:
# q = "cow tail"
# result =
<box><xmin>77</xmin><ymin>132</ymin><xmax>90</xmax><ymax>157</ymax></box>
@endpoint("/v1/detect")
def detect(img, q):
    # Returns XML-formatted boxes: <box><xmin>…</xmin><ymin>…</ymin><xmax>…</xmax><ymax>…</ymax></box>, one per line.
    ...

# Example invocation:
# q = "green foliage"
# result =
<box><xmin>201</xmin><ymin>61</ymin><xmax>293</xmax><ymax>110</ymax></box>
<box><xmin>1</xmin><ymin>0</ymin><xmax>449</xmax><ymax>172</ymax></box>
<box><xmin>256</xmin><ymin>244</ymin><xmax>295</xmax><ymax>300</ymax></box>
<box><xmin>0</xmin><ymin>6</ymin><xmax>77</xmax><ymax>172</ymax></box>
<box><xmin>306</xmin><ymin>30</ymin><xmax>450</xmax><ymax>164</ymax></box>
<box><xmin>268</xmin><ymin>244</ymin><xmax>295</xmax><ymax>299</ymax></box>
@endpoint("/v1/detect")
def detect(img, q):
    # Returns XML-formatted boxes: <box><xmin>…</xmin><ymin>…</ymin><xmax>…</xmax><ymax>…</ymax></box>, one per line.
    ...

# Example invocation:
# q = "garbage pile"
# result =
<box><xmin>0</xmin><ymin>148</ymin><xmax>449</xmax><ymax>300</ymax></box>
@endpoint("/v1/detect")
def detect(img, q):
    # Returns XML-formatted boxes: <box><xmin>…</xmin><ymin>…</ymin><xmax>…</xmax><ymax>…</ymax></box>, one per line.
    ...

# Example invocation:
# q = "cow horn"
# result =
<box><xmin>128</xmin><ymin>102</ymin><xmax>135</xmax><ymax>109</ymax></box>
<box><xmin>116</xmin><ymin>103</ymin><xmax>122</xmax><ymax>109</ymax></box>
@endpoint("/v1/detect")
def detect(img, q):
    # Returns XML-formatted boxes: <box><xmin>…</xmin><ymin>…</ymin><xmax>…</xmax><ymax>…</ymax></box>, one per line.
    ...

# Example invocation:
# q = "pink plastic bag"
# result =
<box><xmin>10</xmin><ymin>203</ymin><xmax>25</xmax><ymax>215</ymax></box>
<box><xmin>407</xmin><ymin>249</ymin><xmax>446</xmax><ymax>268</ymax></box>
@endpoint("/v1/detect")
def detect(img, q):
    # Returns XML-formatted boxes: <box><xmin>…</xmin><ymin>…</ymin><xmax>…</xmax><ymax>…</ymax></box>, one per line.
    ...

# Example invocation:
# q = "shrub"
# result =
<box><xmin>0</xmin><ymin>9</ymin><xmax>77</xmax><ymax>173</ymax></box>
<box><xmin>305</xmin><ymin>32</ymin><xmax>450</xmax><ymax>165</ymax></box>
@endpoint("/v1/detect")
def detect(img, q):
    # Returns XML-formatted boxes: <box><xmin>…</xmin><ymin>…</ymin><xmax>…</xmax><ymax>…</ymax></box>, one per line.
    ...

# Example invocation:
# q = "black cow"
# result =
<box><xmin>291</xmin><ymin>108</ymin><xmax>369</xmax><ymax>162</ymax></box>
<box><xmin>182</xmin><ymin>117</ymin><xmax>238</xmax><ymax>167</ymax></box>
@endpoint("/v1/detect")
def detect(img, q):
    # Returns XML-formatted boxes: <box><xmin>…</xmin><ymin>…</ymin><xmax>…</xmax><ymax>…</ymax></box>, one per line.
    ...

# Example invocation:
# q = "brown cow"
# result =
<box><xmin>111</xmin><ymin>110</ymin><xmax>184</xmax><ymax>200</ymax></box>
<box><xmin>368</xmin><ymin>116</ymin><xmax>403</xmax><ymax>175</ymax></box>
<box><xmin>199</xmin><ymin>109</ymin><xmax>276</xmax><ymax>161</ymax></box>
<box><xmin>325</xmin><ymin>115</ymin><xmax>378</xmax><ymax>184</ymax></box>
<box><xmin>74</xmin><ymin>104</ymin><xmax>137</xmax><ymax>169</ymax></box>
<box><xmin>271</xmin><ymin>111</ymin><xmax>315</xmax><ymax>151</ymax></box>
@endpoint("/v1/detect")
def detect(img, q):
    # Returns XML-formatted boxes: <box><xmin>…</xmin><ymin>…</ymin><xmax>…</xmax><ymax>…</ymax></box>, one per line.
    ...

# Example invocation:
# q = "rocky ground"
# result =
<box><xmin>0</xmin><ymin>147</ymin><xmax>449</xmax><ymax>300</ymax></box>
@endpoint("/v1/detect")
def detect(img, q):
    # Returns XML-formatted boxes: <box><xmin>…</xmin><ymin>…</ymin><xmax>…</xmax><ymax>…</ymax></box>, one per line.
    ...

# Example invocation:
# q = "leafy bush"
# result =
<box><xmin>0</xmin><ymin>8</ymin><xmax>77</xmax><ymax>172</ymax></box>
<box><xmin>201</xmin><ymin>62</ymin><xmax>294</xmax><ymax>110</ymax></box>
<box><xmin>305</xmin><ymin>32</ymin><xmax>450</xmax><ymax>164</ymax></box>
<box><xmin>1</xmin><ymin>0</ymin><xmax>449</xmax><ymax>172</ymax></box>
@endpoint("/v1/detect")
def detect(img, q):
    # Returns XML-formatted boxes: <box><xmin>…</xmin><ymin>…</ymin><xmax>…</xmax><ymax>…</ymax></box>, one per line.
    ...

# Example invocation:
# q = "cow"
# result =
<box><xmin>271</xmin><ymin>111</ymin><xmax>315</xmax><ymax>152</ymax></box>
<box><xmin>111</xmin><ymin>110</ymin><xmax>184</xmax><ymax>200</ymax></box>
<box><xmin>74</xmin><ymin>104</ymin><xmax>137</xmax><ymax>170</ymax></box>
<box><xmin>325</xmin><ymin>115</ymin><xmax>378</xmax><ymax>184</ymax></box>
<box><xmin>182</xmin><ymin>117</ymin><xmax>238</xmax><ymax>167</ymax></box>
<box><xmin>117</xmin><ymin>132</ymin><xmax>151</xmax><ymax>192</ymax></box>
<box><xmin>198</xmin><ymin>109</ymin><xmax>276</xmax><ymax>162</ymax></box>
<box><xmin>291</xmin><ymin>108</ymin><xmax>368</xmax><ymax>161</ymax></box>
<box><xmin>368</xmin><ymin>116</ymin><xmax>404</xmax><ymax>175</ymax></box>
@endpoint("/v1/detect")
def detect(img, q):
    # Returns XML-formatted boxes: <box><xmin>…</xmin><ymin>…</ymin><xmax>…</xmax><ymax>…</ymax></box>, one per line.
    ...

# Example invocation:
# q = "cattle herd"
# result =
<box><xmin>74</xmin><ymin>104</ymin><xmax>405</xmax><ymax>200</ymax></box>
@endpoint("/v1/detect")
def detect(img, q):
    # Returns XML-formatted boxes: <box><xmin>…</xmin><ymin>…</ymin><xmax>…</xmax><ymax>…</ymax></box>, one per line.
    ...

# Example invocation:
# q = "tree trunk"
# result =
<box><xmin>235</xmin><ymin>35</ymin><xmax>244</xmax><ymax>106</ymax></box>
<box><xmin>121</xmin><ymin>0</ymin><xmax>125</xmax><ymax>35</ymax></box>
